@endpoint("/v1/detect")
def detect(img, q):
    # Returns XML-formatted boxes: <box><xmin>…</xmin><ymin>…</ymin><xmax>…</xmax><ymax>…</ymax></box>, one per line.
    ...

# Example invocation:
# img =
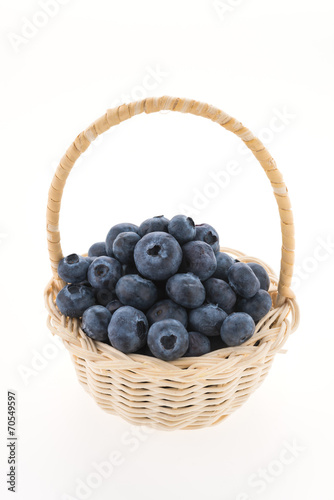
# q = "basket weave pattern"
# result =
<box><xmin>45</xmin><ymin>97</ymin><xmax>299</xmax><ymax>430</ymax></box>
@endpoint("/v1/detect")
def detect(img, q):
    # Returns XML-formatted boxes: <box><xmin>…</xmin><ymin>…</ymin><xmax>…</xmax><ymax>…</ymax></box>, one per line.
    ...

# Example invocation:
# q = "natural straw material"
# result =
<box><xmin>45</xmin><ymin>96</ymin><xmax>299</xmax><ymax>430</ymax></box>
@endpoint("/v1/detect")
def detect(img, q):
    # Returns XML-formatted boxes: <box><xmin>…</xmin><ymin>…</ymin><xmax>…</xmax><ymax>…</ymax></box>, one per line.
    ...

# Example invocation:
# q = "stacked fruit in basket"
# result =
<box><xmin>56</xmin><ymin>215</ymin><xmax>272</xmax><ymax>361</ymax></box>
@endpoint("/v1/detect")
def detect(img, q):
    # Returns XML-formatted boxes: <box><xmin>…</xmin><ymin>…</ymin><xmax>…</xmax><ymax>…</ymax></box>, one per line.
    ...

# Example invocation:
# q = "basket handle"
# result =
<box><xmin>46</xmin><ymin>96</ymin><xmax>295</xmax><ymax>306</ymax></box>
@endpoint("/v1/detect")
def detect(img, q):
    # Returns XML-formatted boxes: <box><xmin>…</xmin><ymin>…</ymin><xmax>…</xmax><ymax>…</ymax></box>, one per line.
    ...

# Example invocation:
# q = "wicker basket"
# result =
<box><xmin>45</xmin><ymin>96</ymin><xmax>299</xmax><ymax>431</ymax></box>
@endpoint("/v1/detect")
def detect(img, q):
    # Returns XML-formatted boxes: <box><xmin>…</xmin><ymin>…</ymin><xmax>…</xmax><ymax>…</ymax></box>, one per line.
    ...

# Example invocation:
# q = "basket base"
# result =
<box><xmin>71</xmin><ymin>350</ymin><xmax>275</xmax><ymax>430</ymax></box>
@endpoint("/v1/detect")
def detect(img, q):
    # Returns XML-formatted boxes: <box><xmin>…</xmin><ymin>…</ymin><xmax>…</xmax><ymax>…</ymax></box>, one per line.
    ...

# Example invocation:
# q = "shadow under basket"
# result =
<box><xmin>45</xmin><ymin>96</ymin><xmax>299</xmax><ymax>431</ymax></box>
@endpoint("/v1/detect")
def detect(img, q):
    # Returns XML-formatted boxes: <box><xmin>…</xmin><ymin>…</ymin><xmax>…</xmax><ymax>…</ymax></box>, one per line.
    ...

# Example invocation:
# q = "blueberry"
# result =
<box><xmin>247</xmin><ymin>262</ymin><xmax>270</xmax><ymax>291</ymax></box>
<box><xmin>78</xmin><ymin>280</ymin><xmax>92</xmax><ymax>287</ymax></box>
<box><xmin>166</xmin><ymin>273</ymin><xmax>205</xmax><ymax>309</ymax></box>
<box><xmin>136</xmin><ymin>344</ymin><xmax>154</xmax><ymax>356</ymax></box>
<box><xmin>106</xmin><ymin>223</ymin><xmax>139</xmax><ymax>257</ymax></box>
<box><xmin>116</xmin><ymin>274</ymin><xmax>158</xmax><ymax>310</ymax></box>
<box><xmin>220</xmin><ymin>312</ymin><xmax>255</xmax><ymax>346</ymax></box>
<box><xmin>188</xmin><ymin>304</ymin><xmax>227</xmax><ymax>336</ymax></box>
<box><xmin>88</xmin><ymin>242</ymin><xmax>107</xmax><ymax>257</ymax></box>
<box><xmin>147</xmin><ymin>319</ymin><xmax>189</xmax><ymax>361</ymax></box>
<box><xmin>195</xmin><ymin>224</ymin><xmax>220</xmax><ymax>253</ymax></box>
<box><xmin>154</xmin><ymin>280</ymin><xmax>168</xmax><ymax>301</ymax></box>
<box><xmin>58</xmin><ymin>253</ymin><xmax>90</xmax><ymax>284</ymax></box>
<box><xmin>106</xmin><ymin>299</ymin><xmax>123</xmax><ymax>315</ymax></box>
<box><xmin>122</xmin><ymin>263</ymin><xmax>138</xmax><ymax>276</ymax></box>
<box><xmin>182</xmin><ymin>241</ymin><xmax>217</xmax><ymax>281</ymax></box>
<box><xmin>210</xmin><ymin>335</ymin><xmax>228</xmax><ymax>351</ymax></box>
<box><xmin>134</xmin><ymin>231</ymin><xmax>182</xmax><ymax>281</ymax></box>
<box><xmin>184</xmin><ymin>332</ymin><xmax>211</xmax><ymax>357</ymax></box>
<box><xmin>95</xmin><ymin>288</ymin><xmax>116</xmax><ymax>306</ymax></box>
<box><xmin>87</xmin><ymin>256</ymin><xmax>122</xmax><ymax>291</ymax></box>
<box><xmin>228</xmin><ymin>262</ymin><xmax>260</xmax><ymax>298</ymax></box>
<box><xmin>81</xmin><ymin>305</ymin><xmax>111</xmax><ymax>342</ymax></box>
<box><xmin>168</xmin><ymin>215</ymin><xmax>196</xmax><ymax>245</ymax></box>
<box><xmin>213</xmin><ymin>252</ymin><xmax>234</xmax><ymax>281</ymax></box>
<box><xmin>146</xmin><ymin>299</ymin><xmax>188</xmax><ymax>327</ymax></box>
<box><xmin>108</xmin><ymin>306</ymin><xmax>148</xmax><ymax>353</ymax></box>
<box><xmin>56</xmin><ymin>284</ymin><xmax>96</xmax><ymax>318</ymax></box>
<box><xmin>85</xmin><ymin>256</ymin><xmax>96</xmax><ymax>265</ymax></box>
<box><xmin>113</xmin><ymin>232</ymin><xmax>141</xmax><ymax>264</ymax></box>
<box><xmin>138</xmin><ymin>215</ymin><xmax>169</xmax><ymax>237</ymax></box>
<box><xmin>237</xmin><ymin>290</ymin><xmax>272</xmax><ymax>323</ymax></box>
<box><xmin>204</xmin><ymin>278</ymin><xmax>237</xmax><ymax>314</ymax></box>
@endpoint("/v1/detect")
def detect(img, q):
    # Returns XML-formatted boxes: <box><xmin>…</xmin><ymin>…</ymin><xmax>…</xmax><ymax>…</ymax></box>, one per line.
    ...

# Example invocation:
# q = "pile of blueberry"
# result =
<box><xmin>56</xmin><ymin>215</ymin><xmax>272</xmax><ymax>361</ymax></box>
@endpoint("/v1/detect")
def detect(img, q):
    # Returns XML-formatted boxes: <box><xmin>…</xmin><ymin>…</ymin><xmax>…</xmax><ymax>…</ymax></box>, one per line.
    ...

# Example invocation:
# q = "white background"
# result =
<box><xmin>1</xmin><ymin>1</ymin><xmax>334</xmax><ymax>499</ymax></box>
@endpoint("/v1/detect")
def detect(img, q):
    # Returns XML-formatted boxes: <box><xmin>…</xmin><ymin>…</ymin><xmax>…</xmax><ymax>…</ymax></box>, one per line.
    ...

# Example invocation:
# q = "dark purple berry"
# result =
<box><xmin>210</xmin><ymin>335</ymin><xmax>228</xmax><ymax>351</ymax></box>
<box><xmin>56</xmin><ymin>284</ymin><xmax>95</xmax><ymax>318</ymax></box>
<box><xmin>166</xmin><ymin>273</ymin><xmax>205</xmax><ymax>309</ymax></box>
<box><xmin>204</xmin><ymin>277</ymin><xmax>237</xmax><ymax>314</ymax></box>
<box><xmin>122</xmin><ymin>263</ymin><xmax>138</xmax><ymax>276</ymax></box>
<box><xmin>237</xmin><ymin>290</ymin><xmax>272</xmax><ymax>323</ymax></box>
<box><xmin>213</xmin><ymin>252</ymin><xmax>234</xmax><ymax>281</ymax></box>
<box><xmin>82</xmin><ymin>305</ymin><xmax>111</xmax><ymax>342</ymax></box>
<box><xmin>188</xmin><ymin>304</ymin><xmax>227</xmax><ymax>336</ymax></box>
<box><xmin>184</xmin><ymin>332</ymin><xmax>211</xmax><ymax>357</ymax></box>
<box><xmin>106</xmin><ymin>299</ymin><xmax>123</xmax><ymax>315</ymax></box>
<box><xmin>147</xmin><ymin>319</ymin><xmax>189</xmax><ymax>361</ymax></box>
<box><xmin>247</xmin><ymin>262</ymin><xmax>270</xmax><ymax>291</ymax></box>
<box><xmin>106</xmin><ymin>223</ymin><xmax>139</xmax><ymax>257</ymax></box>
<box><xmin>168</xmin><ymin>215</ymin><xmax>196</xmax><ymax>245</ymax></box>
<box><xmin>138</xmin><ymin>215</ymin><xmax>169</xmax><ymax>237</ymax></box>
<box><xmin>182</xmin><ymin>241</ymin><xmax>217</xmax><ymax>281</ymax></box>
<box><xmin>95</xmin><ymin>288</ymin><xmax>116</xmax><ymax>306</ymax></box>
<box><xmin>108</xmin><ymin>306</ymin><xmax>148</xmax><ymax>353</ymax></box>
<box><xmin>116</xmin><ymin>274</ymin><xmax>158</xmax><ymax>311</ymax></box>
<box><xmin>87</xmin><ymin>256</ymin><xmax>122</xmax><ymax>291</ymax></box>
<box><xmin>220</xmin><ymin>312</ymin><xmax>255</xmax><ymax>346</ymax></box>
<box><xmin>113</xmin><ymin>232</ymin><xmax>141</xmax><ymax>264</ymax></box>
<box><xmin>134</xmin><ymin>232</ymin><xmax>182</xmax><ymax>281</ymax></box>
<box><xmin>146</xmin><ymin>299</ymin><xmax>188</xmax><ymax>327</ymax></box>
<box><xmin>195</xmin><ymin>223</ymin><xmax>220</xmax><ymax>253</ymax></box>
<box><xmin>88</xmin><ymin>242</ymin><xmax>107</xmax><ymax>257</ymax></box>
<box><xmin>228</xmin><ymin>262</ymin><xmax>260</xmax><ymax>298</ymax></box>
<box><xmin>58</xmin><ymin>253</ymin><xmax>89</xmax><ymax>284</ymax></box>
